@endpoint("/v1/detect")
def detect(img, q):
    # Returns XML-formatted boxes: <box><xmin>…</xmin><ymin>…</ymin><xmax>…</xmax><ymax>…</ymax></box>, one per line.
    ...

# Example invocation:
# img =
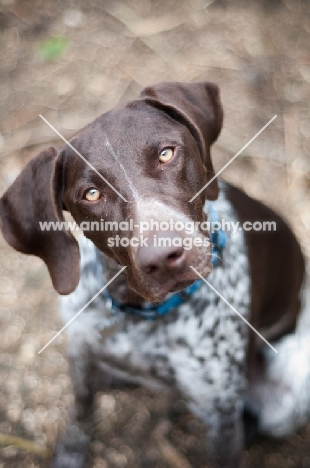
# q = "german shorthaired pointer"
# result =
<box><xmin>1</xmin><ymin>82</ymin><xmax>310</xmax><ymax>468</ymax></box>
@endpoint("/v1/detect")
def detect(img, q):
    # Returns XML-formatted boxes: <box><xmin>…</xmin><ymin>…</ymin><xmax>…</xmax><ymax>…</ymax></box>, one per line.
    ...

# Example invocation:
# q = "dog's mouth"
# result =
<box><xmin>128</xmin><ymin>261</ymin><xmax>212</xmax><ymax>303</ymax></box>
<box><xmin>168</xmin><ymin>279</ymin><xmax>197</xmax><ymax>292</ymax></box>
<box><xmin>161</xmin><ymin>267</ymin><xmax>211</xmax><ymax>298</ymax></box>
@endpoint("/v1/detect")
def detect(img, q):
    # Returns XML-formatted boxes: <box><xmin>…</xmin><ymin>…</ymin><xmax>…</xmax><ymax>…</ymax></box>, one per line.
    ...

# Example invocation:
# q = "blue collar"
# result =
<box><xmin>104</xmin><ymin>203</ymin><xmax>227</xmax><ymax>320</ymax></box>
<box><xmin>104</xmin><ymin>278</ymin><xmax>205</xmax><ymax>320</ymax></box>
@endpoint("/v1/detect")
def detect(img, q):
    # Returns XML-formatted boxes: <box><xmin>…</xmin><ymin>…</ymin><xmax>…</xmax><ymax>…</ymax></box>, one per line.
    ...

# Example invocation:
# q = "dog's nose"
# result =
<box><xmin>136</xmin><ymin>231</ymin><xmax>187</xmax><ymax>276</ymax></box>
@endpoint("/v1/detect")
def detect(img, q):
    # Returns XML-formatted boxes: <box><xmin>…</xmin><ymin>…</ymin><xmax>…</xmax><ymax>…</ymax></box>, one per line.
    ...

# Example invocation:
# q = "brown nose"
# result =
<box><xmin>136</xmin><ymin>231</ymin><xmax>187</xmax><ymax>277</ymax></box>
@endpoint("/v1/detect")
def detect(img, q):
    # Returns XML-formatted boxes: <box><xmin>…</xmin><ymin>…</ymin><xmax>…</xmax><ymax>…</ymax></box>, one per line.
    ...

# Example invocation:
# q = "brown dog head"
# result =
<box><xmin>0</xmin><ymin>82</ymin><xmax>223</xmax><ymax>301</ymax></box>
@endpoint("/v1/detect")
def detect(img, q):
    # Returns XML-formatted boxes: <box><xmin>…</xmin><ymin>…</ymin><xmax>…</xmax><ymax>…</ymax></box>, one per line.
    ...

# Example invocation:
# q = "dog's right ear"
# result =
<box><xmin>0</xmin><ymin>147</ymin><xmax>80</xmax><ymax>295</ymax></box>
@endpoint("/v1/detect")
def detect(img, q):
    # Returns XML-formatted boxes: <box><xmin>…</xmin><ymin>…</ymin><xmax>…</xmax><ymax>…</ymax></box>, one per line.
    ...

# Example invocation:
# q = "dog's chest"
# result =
<box><xmin>98</xmin><ymin>243</ymin><xmax>250</xmax><ymax>398</ymax></box>
<box><xmin>101</xmin><ymin>282</ymin><xmax>249</xmax><ymax>389</ymax></box>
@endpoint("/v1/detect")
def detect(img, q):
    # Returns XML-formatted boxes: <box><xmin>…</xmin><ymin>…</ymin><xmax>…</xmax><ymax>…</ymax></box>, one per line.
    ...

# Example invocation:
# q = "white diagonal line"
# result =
<box><xmin>38</xmin><ymin>266</ymin><xmax>127</xmax><ymax>354</ymax></box>
<box><xmin>189</xmin><ymin>115</ymin><xmax>277</xmax><ymax>202</ymax></box>
<box><xmin>190</xmin><ymin>266</ymin><xmax>278</xmax><ymax>354</ymax></box>
<box><xmin>39</xmin><ymin>114</ymin><xmax>128</xmax><ymax>202</ymax></box>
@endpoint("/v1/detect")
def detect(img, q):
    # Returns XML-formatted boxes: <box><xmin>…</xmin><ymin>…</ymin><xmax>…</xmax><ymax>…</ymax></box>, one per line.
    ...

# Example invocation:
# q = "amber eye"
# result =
<box><xmin>159</xmin><ymin>147</ymin><xmax>174</xmax><ymax>163</ymax></box>
<box><xmin>84</xmin><ymin>188</ymin><xmax>100</xmax><ymax>201</ymax></box>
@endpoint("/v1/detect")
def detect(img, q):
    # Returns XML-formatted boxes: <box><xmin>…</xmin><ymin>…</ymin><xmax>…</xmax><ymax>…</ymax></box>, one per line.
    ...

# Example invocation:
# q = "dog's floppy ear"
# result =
<box><xmin>140</xmin><ymin>81</ymin><xmax>223</xmax><ymax>200</ymax></box>
<box><xmin>0</xmin><ymin>147</ymin><xmax>80</xmax><ymax>295</ymax></box>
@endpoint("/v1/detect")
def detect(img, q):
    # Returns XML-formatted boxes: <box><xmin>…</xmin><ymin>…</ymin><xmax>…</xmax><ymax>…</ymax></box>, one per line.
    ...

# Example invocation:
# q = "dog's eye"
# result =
<box><xmin>84</xmin><ymin>188</ymin><xmax>100</xmax><ymax>201</ymax></box>
<box><xmin>159</xmin><ymin>148</ymin><xmax>174</xmax><ymax>163</ymax></box>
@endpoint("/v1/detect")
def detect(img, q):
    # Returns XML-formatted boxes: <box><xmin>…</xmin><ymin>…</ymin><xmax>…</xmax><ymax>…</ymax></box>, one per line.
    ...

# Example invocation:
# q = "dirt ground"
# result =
<box><xmin>0</xmin><ymin>0</ymin><xmax>310</xmax><ymax>467</ymax></box>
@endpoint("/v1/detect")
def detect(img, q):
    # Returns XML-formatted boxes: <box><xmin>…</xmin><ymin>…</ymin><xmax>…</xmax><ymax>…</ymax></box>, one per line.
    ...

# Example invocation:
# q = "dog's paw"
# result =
<box><xmin>50</xmin><ymin>423</ymin><xmax>92</xmax><ymax>468</ymax></box>
<box><xmin>243</xmin><ymin>404</ymin><xmax>259</xmax><ymax>447</ymax></box>
<box><xmin>51</xmin><ymin>451</ymin><xmax>89</xmax><ymax>468</ymax></box>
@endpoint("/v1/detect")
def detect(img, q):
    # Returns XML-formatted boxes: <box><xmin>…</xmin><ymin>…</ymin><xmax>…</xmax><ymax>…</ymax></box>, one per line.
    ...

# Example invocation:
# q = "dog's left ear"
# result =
<box><xmin>0</xmin><ymin>147</ymin><xmax>80</xmax><ymax>295</ymax></box>
<box><xmin>140</xmin><ymin>81</ymin><xmax>223</xmax><ymax>200</ymax></box>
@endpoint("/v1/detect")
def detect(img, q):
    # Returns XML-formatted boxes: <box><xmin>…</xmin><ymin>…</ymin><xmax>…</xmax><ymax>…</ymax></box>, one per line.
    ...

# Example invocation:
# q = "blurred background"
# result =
<box><xmin>0</xmin><ymin>0</ymin><xmax>310</xmax><ymax>467</ymax></box>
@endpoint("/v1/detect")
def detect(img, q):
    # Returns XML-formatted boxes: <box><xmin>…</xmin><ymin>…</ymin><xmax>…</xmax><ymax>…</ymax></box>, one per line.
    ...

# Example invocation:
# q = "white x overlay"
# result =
<box><xmin>39</xmin><ymin>114</ymin><xmax>128</xmax><ymax>202</ymax></box>
<box><xmin>38</xmin><ymin>113</ymin><xmax>278</xmax><ymax>354</ymax></box>
<box><xmin>190</xmin><ymin>266</ymin><xmax>278</xmax><ymax>353</ymax></box>
<box><xmin>189</xmin><ymin>115</ymin><xmax>277</xmax><ymax>202</ymax></box>
<box><xmin>38</xmin><ymin>267</ymin><xmax>127</xmax><ymax>354</ymax></box>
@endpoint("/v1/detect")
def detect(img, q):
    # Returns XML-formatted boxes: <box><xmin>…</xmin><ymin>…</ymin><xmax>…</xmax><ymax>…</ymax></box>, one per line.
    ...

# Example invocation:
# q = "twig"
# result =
<box><xmin>283</xmin><ymin>111</ymin><xmax>299</xmax><ymax>186</ymax></box>
<box><xmin>0</xmin><ymin>432</ymin><xmax>51</xmax><ymax>458</ymax></box>
<box><xmin>153</xmin><ymin>420</ymin><xmax>192</xmax><ymax>468</ymax></box>
<box><xmin>1</xmin><ymin>136</ymin><xmax>62</xmax><ymax>158</ymax></box>
<box><xmin>216</xmin><ymin>137</ymin><xmax>286</xmax><ymax>165</ymax></box>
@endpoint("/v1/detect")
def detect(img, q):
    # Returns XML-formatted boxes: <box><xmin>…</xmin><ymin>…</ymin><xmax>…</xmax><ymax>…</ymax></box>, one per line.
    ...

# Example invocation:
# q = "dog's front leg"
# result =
<box><xmin>51</xmin><ymin>346</ymin><xmax>97</xmax><ymax>468</ymax></box>
<box><xmin>178</xmin><ymin>339</ymin><xmax>247</xmax><ymax>467</ymax></box>
<box><xmin>202</xmin><ymin>399</ymin><xmax>245</xmax><ymax>468</ymax></box>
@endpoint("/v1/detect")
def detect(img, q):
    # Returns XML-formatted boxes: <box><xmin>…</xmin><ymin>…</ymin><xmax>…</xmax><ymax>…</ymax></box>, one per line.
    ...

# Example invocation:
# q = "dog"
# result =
<box><xmin>1</xmin><ymin>81</ymin><xmax>310</xmax><ymax>468</ymax></box>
